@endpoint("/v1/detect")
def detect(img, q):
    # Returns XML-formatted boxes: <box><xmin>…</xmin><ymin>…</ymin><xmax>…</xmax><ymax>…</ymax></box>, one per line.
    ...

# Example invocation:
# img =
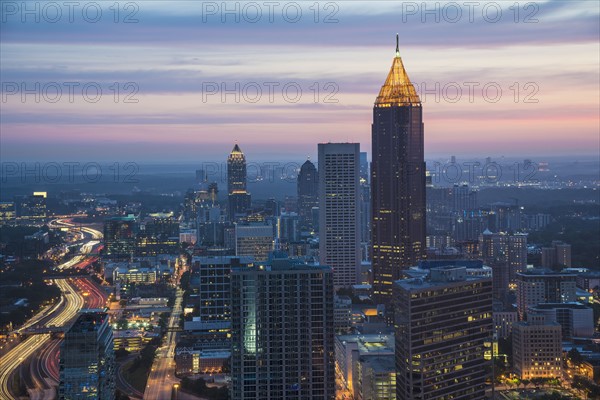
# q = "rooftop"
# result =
<box><xmin>70</xmin><ymin>312</ymin><xmax>108</xmax><ymax>333</ymax></box>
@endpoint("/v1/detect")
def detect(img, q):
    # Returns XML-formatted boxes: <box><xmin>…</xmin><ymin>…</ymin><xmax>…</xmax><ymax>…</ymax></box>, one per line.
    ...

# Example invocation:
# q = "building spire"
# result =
<box><xmin>396</xmin><ymin>33</ymin><xmax>400</xmax><ymax>57</ymax></box>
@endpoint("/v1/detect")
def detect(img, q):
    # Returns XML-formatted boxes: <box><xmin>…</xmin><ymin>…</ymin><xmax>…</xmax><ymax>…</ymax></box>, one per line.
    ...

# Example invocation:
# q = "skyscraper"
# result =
<box><xmin>227</xmin><ymin>143</ymin><xmax>251</xmax><ymax>220</ymax></box>
<box><xmin>372</xmin><ymin>36</ymin><xmax>426</xmax><ymax>302</ymax></box>
<box><xmin>394</xmin><ymin>266</ymin><xmax>493</xmax><ymax>399</ymax></box>
<box><xmin>318</xmin><ymin>142</ymin><xmax>361</xmax><ymax>287</ymax></box>
<box><xmin>230</xmin><ymin>260</ymin><xmax>335</xmax><ymax>399</ymax></box>
<box><xmin>59</xmin><ymin>312</ymin><xmax>115</xmax><ymax>400</ymax></box>
<box><xmin>103</xmin><ymin>215</ymin><xmax>137</xmax><ymax>259</ymax></box>
<box><xmin>297</xmin><ymin>159</ymin><xmax>319</xmax><ymax>232</ymax></box>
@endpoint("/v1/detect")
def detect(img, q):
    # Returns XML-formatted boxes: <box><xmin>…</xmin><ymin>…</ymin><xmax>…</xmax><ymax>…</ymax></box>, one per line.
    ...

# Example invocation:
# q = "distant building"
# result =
<box><xmin>512</xmin><ymin>313</ymin><xmax>562</xmax><ymax>380</ymax></box>
<box><xmin>318</xmin><ymin>142</ymin><xmax>361</xmax><ymax>287</ymax></box>
<box><xmin>542</xmin><ymin>241</ymin><xmax>572</xmax><ymax>268</ymax></box>
<box><xmin>395</xmin><ymin>266</ymin><xmax>492</xmax><ymax>400</ymax></box>
<box><xmin>103</xmin><ymin>215</ymin><xmax>137</xmax><ymax>259</ymax></box>
<box><xmin>227</xmin><ymin>143</ymin><xmax>251</xmax><ymax>220</ymax></box>
<box><xmin>479</xmin><ymin>230</ymin><xmax>527</xmax><ymax>283</ymax></box>
<box><xmin>0</xmin><ymin>202</ymin><xmax>15</xmax><ymax>224</ymax></box>
<box><xmin>17</xmin><ymin>192</ymin><xmax>47</xmax><ymax>219</ymax></box>
<box><xmin>230</xmin><ymin>260</ymin><xmax>335</xmax><ymax>399</ymax></box>
<box><xmin>516</xmin><ymin>268</ymin><xmax>578</xmax><ymax>319</ymax></box>
<box><xmin>234</xmin><ymin>224</ymin><xmax>273</xmax><ymax>261</ymax></box>
<box><xmin>135</xmin><ymin>212</ymin><xmax>179</xmax><ymax>256</ymax></box>
<box><xmin>59</xmin><ymin>312</ymin><xmax>115</xmax><ymax>400</ymax></box>
<box><xmin>297</xmin><ymin>159</ymin><xmax>319</xmax><ymax>232</ymax></box>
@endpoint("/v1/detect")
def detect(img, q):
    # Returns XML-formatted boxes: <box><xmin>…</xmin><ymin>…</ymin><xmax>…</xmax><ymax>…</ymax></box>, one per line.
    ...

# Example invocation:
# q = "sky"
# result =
<box><xmin>1</xmin><ymin>0</ymin><xmax>599</xmax><ymax>162</ymax></box>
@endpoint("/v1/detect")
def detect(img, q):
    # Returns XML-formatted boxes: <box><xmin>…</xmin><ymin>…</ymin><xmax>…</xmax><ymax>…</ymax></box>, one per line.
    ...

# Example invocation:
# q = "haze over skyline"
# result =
<box><xmin>1</xmin><ymin>1</ymin><xmax>599</xmax><ymax>162</ymax></box>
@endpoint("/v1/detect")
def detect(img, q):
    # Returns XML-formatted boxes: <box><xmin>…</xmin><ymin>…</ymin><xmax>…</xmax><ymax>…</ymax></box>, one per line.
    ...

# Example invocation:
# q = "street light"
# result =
<box><xmin>173</xmin><ymin>383</ymin><xmax>179</xmax><ymax>400</ymax></box>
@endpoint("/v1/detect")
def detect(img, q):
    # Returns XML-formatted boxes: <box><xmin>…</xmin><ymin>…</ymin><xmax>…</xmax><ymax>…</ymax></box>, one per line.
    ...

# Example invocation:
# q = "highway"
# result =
<box><xmin>0</xmin><ymin>279</ymin><xmax>85</xmax><ymax>399</ymax></box>
<box><xmin>0</xmin><ymin>217</ymin><xmax>105</xmax><ymax>399</ymax></box>
<box><xmin>144</xmin><ymin>287</ymin><xmax>184</xmax><ymax>400</ymax></box>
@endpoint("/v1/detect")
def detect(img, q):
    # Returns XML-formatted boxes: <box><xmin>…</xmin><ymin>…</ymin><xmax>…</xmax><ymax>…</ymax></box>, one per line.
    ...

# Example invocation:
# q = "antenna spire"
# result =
<box><xmin>395</xmin><ymin>33</ymin><xmax>400</xmax><ymax>57</ymax></box>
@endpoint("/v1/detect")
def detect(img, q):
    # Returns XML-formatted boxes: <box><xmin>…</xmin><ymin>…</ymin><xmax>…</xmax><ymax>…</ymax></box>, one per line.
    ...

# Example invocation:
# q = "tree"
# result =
<box><xmin>568</xmin><ymin>348</ymin><xmax>584</xmax><ymax>366</ymax></box>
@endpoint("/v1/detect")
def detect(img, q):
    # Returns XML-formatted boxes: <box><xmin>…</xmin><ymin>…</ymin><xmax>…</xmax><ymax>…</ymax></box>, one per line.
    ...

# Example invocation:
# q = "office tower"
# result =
<box><xmin>297</xmin><ymin>159</ymin><xmax>319</xmax><ymax>232</ymax></box>
<box><xmin>359</xmin><ymin>151</ymin><xmax>369</xmax><ymax>182</ymax></box>
<box><xmin>103</xmin><ymin>215</ymin><xmax>137</xmax><ymax>259</ymax></box>
<box><xmin>135</xmin><ymin>212</ymin><xmax>179</xmax><ymax>256</ymax></box>
<box><xmin>512</xmin><ymin>313</ymin><xmax>562</xmax><ymax>380</ymax></box>
<box><xmin>230</xmin><ymin>260</ymin><xmax>335</xmax><ymax>400</ymax></box>
<box><xmin>235</xmin><ymin>223</ymin><xmax>274</xmax><ymax>261</ymax></box>
<box><xmin>528</xmin><ymin>303</ymin><xmax>594</xmax><ymax>340</ymax></box>
<box><xmin>59</xmin><ymin>312</ymin><xmax>115</xmax><ymax>400</ymax></box>
<box><xmin>227</xmin><ymin>143</ymin><xmax>251</xmax><ymax>220</ymax></box>
<box><xmin>185</xmin><ymin>256</ymin><xmax>253</xmax><ymax>346</ymax></box>
<box><xmin>542</xmin><ymin>240</ymin><xmax>572</xmax><ymax>268</ymax></box>
<box><xmin>264</xmin><ymin>198</ymin><xmax>279</xmax><ymax>216</ymax></box>
<box><xmin>318</xmin><ymin>142</ymin><xmax>361</xmax><ymax>287</ymax></box>
<box><xmin>516</xmin><ymin>268</ymin><xmax>578</xmax><ymax>319</ymax></box>
<box><xmin>372</xmin><ymin>36</ymin><xmax>426</xmax><ymax>302</ymax></box>
<box><xmin>395</xmin><ymin>266</ymin><xmax>493</xmax><ymax>400</ymax></box>
<box><xmin>277</xmin><ymin>212</ymin><xmax>299</xmax><ymax>243</ymax></box>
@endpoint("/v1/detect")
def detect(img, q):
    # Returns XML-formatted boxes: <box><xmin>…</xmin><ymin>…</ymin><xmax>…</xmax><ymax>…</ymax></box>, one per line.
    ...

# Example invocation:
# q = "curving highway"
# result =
<box><xmin>0</xmin><ymin>279</ymin><xmax>85</xmax><ymax>399</ymax></box>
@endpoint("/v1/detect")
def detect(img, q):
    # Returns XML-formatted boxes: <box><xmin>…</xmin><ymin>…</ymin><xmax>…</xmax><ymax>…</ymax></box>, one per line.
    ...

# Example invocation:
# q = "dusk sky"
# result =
<box><xmin>1</xmin><ymin>1</ymin><xmax>599</xmax><ymax>162</ymax></box>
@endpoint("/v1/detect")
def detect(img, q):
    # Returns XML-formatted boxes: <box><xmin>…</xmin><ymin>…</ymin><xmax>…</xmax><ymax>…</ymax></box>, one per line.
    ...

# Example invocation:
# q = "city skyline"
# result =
<box><xmin>1</xmin><ymin>1</ymin><xmax>599</xmax><ymax>161</ymax></box>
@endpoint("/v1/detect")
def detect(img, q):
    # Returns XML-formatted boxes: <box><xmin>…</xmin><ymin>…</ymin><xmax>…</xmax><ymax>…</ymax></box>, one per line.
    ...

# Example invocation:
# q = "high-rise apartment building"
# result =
<box><xmin>59</xmin><ymin>312</ymin><xmax>115</xmax><ymax>400</ymax></box>
<box><xmin>372</xmin><ymin>37</ymin><xmax>426</xmax><ymax>302</ymax></box>
<box><xmin>185</xmin><ymin>256</ymin><xmax>254</xmax><ymax>346</ymax></box>
<box><xmin>318</xmin><ymin>142</ymin><xmax>361</xmax><ymax>287</ymax></box>
<box><xmin>394</xmin><ymin>266</ymin><xmax>493</xmax><ymax>399</ymax></box>
<box><xmin>230</xmin><ymin>260</ymin><xmax>335</xmax><ymax>399</ymax></box>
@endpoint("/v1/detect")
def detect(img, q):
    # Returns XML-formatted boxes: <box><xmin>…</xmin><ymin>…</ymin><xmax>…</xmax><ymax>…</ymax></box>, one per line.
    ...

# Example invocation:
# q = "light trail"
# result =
<box><xmin>0</xmin><ymin>279</ymin><xmax>85</xmax><ymax>399</ymax></box>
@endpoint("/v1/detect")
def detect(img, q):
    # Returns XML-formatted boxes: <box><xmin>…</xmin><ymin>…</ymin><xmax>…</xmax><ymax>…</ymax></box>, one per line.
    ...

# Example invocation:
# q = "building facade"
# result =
<box><xmin>394</xmin><ymin>266</ymin><xmax>493</xmax><ymax>400</ymax></box>
<box><xmin>516</xmin><ymin>269</ymin><xmax>578</xmax><ymax>319</ymax></box>
<box><xmin>512</xmin><ymin>314</ymin><xmax>562</xmax><ymax>380</ymax></box>
<box><xmin>59</xmin><ymin>312</ymin><xmax>115</xmax><ymax>400</ymax></box>
<box><xmin>230</xmin><ymin>261</ymin><xmax>335</xmax><ymax>399</ymax></box>
<box><xmin>318</xmin><ymin>142</ymin><xmax>361</xmax><ymax>287</ymax></box>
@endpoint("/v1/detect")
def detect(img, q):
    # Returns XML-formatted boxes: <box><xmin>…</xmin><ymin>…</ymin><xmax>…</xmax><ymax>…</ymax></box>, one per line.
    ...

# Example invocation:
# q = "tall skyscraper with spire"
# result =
<box><xmin>371</xmin><ymin>36</ymin><xmax>426</xmax><ymax>303</ymax></box>
<box><xmin>228</xmin><ymin>143</ymin><xmax>251</xmax><ymax>220</ymax></box>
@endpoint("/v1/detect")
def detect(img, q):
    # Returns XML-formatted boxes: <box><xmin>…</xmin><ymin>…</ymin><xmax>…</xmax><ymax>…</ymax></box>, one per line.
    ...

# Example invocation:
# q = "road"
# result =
<box><xmin>144</xmin><ymin>287</ymin><xmax>184</xmax><ymax>400</ymax></box>
<box><xmin>0</xmin><ymin>279</ymin><xmax>85</xmax><ymax>399</ymax></box>
<box><xmin>0</xmin><ymin>217</ymin><xmax>105</xmax><ymax>399</ymax></box>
